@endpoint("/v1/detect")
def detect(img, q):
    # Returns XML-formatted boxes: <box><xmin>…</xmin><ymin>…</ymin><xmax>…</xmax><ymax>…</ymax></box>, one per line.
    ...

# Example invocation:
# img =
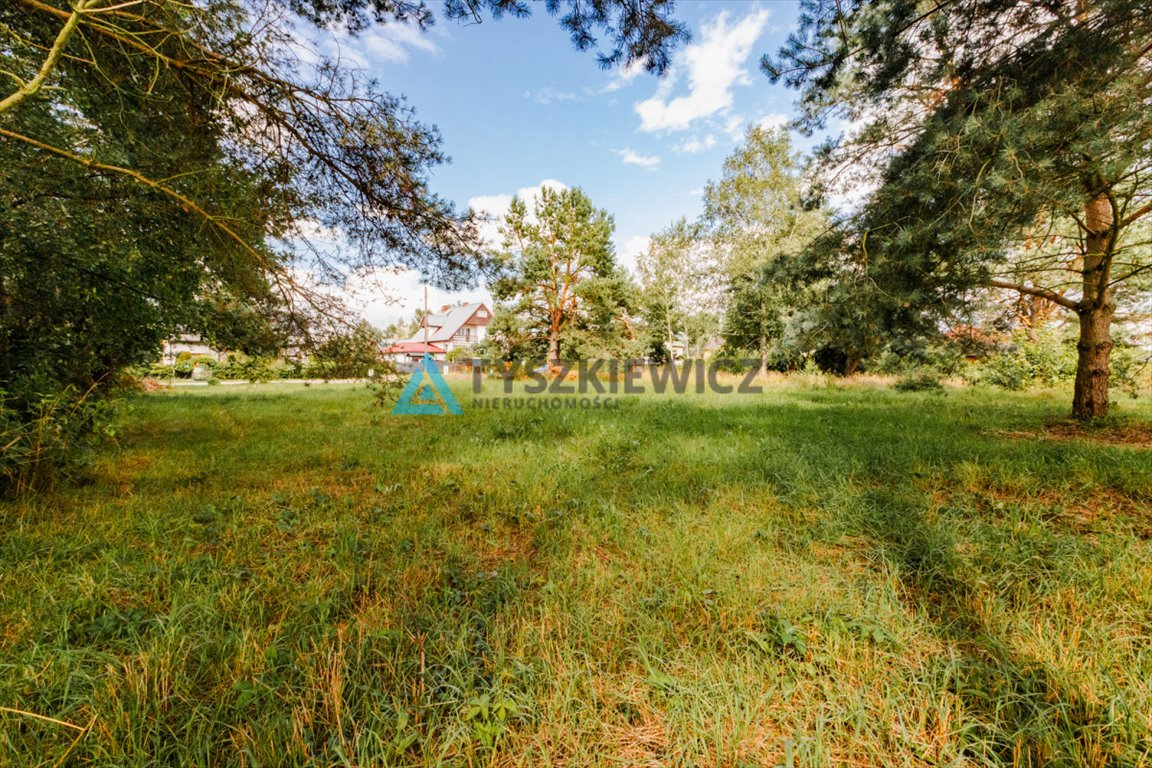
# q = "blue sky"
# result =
<box><xmin>315</xmin><ymin>1</ymin><xmax>805</xmax><ymax>328</ymax></box>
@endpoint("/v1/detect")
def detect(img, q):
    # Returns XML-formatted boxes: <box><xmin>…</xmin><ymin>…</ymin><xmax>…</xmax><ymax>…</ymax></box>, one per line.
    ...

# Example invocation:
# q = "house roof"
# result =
<box><xmin>383</xmin><ymin>341</ymin><xmax>446</xmax><ymax>355</ymax></box>
<box><xmin>406</xmin><ymin>302</ymin><xmax>488</xmax><ymax>344</ymax></box>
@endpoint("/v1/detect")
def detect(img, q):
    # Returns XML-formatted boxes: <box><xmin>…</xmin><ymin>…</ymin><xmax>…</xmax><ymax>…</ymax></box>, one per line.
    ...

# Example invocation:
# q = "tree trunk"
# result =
<box><xmin>1072</xmin><ymin>302</ymin><xmax>1113</xmax><ymax>419</ymax></box>
<box><xmin>547</xmin><ymin>333</ymin><xmax>560</xmax><ymax>367</ymax></box>
<box><xmin>1071</xmin><ymin>193</ymin><xmax>1115</xmax><ymax>420</ymax></box>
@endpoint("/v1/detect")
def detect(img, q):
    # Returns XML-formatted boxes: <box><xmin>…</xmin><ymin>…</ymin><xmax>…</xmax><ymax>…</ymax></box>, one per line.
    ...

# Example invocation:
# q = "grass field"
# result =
<box><xmin>1</xmin><ymin>378</ymin><xmax>1151</xmax><ymax>767</ymax></box>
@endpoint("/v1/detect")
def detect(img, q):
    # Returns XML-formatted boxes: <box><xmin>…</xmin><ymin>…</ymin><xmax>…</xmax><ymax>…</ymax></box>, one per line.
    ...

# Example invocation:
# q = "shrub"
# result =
<box><xmin>308</xmin><ymin>322</ymin><xmax>385</xmax><ymax>379</ymax></box>
<box><xmin>710</xmin><ymin>355</ymin><xmax>751</xmax><ymax>374</ymax></box>
<box><xmin>965</xmin><ymin>328</ymin><xmax>1076</xmax><ymax>390</ymax></box>
<box><xmin>893</xmin><ymin>369</ymin><xmax>945</xmax><ymax>392</ymax></box>
<box><xmin>1</xmin><ymin>386</ymin><xmax>117</xmax><ymax>495</ymax></box>
<box><xmin>445</xmin><ymin>347</ymin><xmax>476</xmax><ymax>364</ymax></box>
<box><xmin>1110</xmin><ymin>337</ymin><xmax>1150</xmax><ymax>397</ymax></box>
<box><xmin>872</xmin><ymin>337</ymin><xmax>966</xmax><ymax>377</ymax></box>
<box><xmin>216</xmin><ymin>354</ymin><xmax>278</xmax><ymax>382</ymax></box>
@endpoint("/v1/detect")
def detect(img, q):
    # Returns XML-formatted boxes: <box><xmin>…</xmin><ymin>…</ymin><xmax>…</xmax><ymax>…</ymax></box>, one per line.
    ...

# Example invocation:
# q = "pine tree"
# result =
<box><xmin>489</xmin><ymin>187</ymin><xmax>631</xmax><ymax>364</ymax></box>
<box><xmin>767</xmin><ymin>0</ymin><xmax>1152</xmax><ymax>417</ymax></box>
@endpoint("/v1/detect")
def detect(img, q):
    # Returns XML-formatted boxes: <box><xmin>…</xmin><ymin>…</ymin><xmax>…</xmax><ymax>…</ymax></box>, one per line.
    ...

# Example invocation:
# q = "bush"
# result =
<box><xmin>965</xmin><ymin>328</ymin><xmax>1076</xmax><ymax>390</ymax></box>
<box><xmin>893</xmin><ymin>369</ymin><xmax>945</xmax><ymax>392</ymax></box>
<box><xmin>216</xmin><ymin>354</ymin><xmax>280</xmax><ymax>382</ymax></box>
<box><xmin>872</xmin><ymin>338</ymin><xmax>966</xmax><ymax>377</ymax></box>
<box><xmin>1</xmin><ymin>386</ymin><xmax>117</xmax><ymax>495</ymax></box>
<box><xmin>146</xmin><ymin>354</ymin><xmax>220</xmax><ymax>380</ymax></box>
<box><xmin>445</xmin><ymin>347</ymin><xmax>476</xmax><ymax>364</ymax></box>
<box><xmin>308</xmin><ymin>322</ymin><xmax>385</xmax><ymax>379</ymax></box>
<box><xmin>1109</xmin><ymin>337</ymin><xmax>1150</xmax><ymax>397</ymax></box>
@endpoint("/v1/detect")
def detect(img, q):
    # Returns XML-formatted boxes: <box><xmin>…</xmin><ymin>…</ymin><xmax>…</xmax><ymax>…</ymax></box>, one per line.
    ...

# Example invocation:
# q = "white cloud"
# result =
<box><xmin>468</xmin><ymin>193</ymin><xmax>514</xmax><ymax>218</ymax></box>
<box><xmin>363</xmin><ymin>24</ymin><xmax>438</xmax><ymax>63</ymax></box>
<box><xmin>722</xmin><ymin>114</ymin><xmax>747</xmax><ymax>141</ymax></box>
<box><xmin>616</xmin><ymin>148</ymin><xmax>662</xmax><ymax>169</ymax></box>
<box><xmin>674</xmin><ymin>134</ymin><xmax>717</xmax><ymax>154</ymax></box>
<box><xmin>713</xmin><ymin>112</ymin><xmax>788</xmax><ymax>144</ymax></box>
<box><xmin>758</xmin><ymin>112</ymin><xmax>789</xmax><ymax>131</ymax></box>
<box><xmin>346</xmin><ymin>267</ymin><xmax>490</xmax><ymax>332</ymax></box>
<box><xmin>602</xmin><ymin>58</ymin><xmax>648</xmax><ymax>93</ymax></box>
<box><xmin>291</xmin><ymin>218</ymin><xmax>340</xmax><ymax>244</ymax></box>
<box><xmin>315</xmin><ymin>22</ymin><xmax>439</xmax><ymax>68</ymax></box>
<box><xmin>618</xmin><ymin>235</ymin><xmax>651</xmax><ymax>272</ymax></box>
<box><xmin>467</xmin><ymin>179</ymin><xmax>570</xmax><ymax>245</ymax></box>
<box><xmin>523</xmin><ymin>179</ymin><xmax>569</xmax><ymax>199</ymax></box>
<box><xmin>634</xmin><ymin>8</ymin><xmax>770</xmax><ymax>133</ymax></box>
<box><xmin>524</xmin><ymin>86</ymin><xmax>581</xmax><ymax>105</ymax></box>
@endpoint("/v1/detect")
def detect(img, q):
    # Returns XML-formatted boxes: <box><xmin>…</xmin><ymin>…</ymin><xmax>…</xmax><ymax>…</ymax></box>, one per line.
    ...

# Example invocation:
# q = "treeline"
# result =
<box><xmin>480</xmin><ymin>126</ymin><xmax>1150</xmax><ymax>395</ymax></box>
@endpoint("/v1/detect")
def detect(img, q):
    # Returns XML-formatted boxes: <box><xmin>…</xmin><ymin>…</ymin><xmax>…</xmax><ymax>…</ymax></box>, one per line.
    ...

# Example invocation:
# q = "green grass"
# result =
<box><xmin>2</xmin><ymin>378</ymin><xmax>1151</xmax><ymax>767</ymax></box>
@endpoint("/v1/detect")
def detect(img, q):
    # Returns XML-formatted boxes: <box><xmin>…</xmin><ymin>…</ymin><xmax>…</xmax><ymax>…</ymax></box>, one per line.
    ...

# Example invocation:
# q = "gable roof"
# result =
<box><xmin>406</xmin><ymin>302</ymin><xmax>488</xmax><ymax>344</ymax></box>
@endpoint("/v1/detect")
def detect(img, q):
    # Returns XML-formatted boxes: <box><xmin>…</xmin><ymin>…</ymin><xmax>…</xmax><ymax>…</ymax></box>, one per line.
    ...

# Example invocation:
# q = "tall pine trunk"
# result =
<box><xmin>1072</xmin><ymin>302</ymin><xmax>1113</xmax><ymax>419</ymax></box>
<box><xmin>548</xmin><ymin>333</ymin><xmax>560</xmax><ymax>367</ymax></box>
<box><xmin>1071</xmin><ymin>193</ymin><xmax>1115</xmax><ymax>420</ymax></box>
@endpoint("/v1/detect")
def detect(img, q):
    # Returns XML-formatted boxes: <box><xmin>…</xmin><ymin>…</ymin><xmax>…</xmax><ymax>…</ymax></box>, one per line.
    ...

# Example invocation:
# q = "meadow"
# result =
<box><xmin>1</xmin><ymin>378</ymin><xmax>1151</xmax><ymax>767</ymax></box>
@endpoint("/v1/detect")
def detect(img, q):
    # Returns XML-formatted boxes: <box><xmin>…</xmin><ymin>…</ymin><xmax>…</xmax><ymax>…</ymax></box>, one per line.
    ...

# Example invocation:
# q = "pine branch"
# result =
<box><xmin>0</xmin><ymin>126</ymin><xmax>271</xmax><ymax>273</ymax></box>
<box><xmin>1121</xmin><ymin>201</ymin><xmax>1152</xmax><ymax>227</ymax></box>
<box><xmin>987</xmin><ymin>279</ymin><xmax>1079</xmax><ymax>311</ymax></box>
<box><xmin>0</xmin><ymin>0</ymin><xmax>92</xmax><ymax>115</ymax></box>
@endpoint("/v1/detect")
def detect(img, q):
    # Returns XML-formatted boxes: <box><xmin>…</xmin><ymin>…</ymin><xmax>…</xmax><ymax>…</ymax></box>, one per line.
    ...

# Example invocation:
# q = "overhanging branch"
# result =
<box><xmin>1121</xmin><ymin>200</ymin><xmax>1152</xmax><ymax>227</ymax></box>
<box><xmin>0</xmin><ymin>0</ymin><xmax>91</xmax><ymax>115</ymax></box>
<box><xmin>987</xmin><ymin>279</ymin><xmax>1080</xmax><ymax>311</ymax></box>
<box><xmin>0</xmin><ymin>126</ymin><xmax>272</xmax><ymax>272</ymax></box>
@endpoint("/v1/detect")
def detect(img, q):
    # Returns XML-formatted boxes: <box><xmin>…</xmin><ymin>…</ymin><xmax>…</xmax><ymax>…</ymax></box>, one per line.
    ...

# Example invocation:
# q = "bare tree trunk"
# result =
<box><xmin>548</xmin><ymin>334</ymin><xmax>560</xmax><ymax>367</ymax></box>
<box><xmin>1071</xmin><ymin>193</ymin><xmax>1115</xmax><ymax>420</ymax></box>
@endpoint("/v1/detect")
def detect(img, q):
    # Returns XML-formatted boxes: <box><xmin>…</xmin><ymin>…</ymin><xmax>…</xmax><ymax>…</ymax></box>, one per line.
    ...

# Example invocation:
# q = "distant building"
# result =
<box><xmin>383</xmin><ymin>302</ymin><xmax>491</xmax><ymax>362</ymax></box>
<box><xmin>161</xmin><ymin>333</ymin><xmax>217</xmax><ymax>364</ymax></box>
<box><xmin>381</xmin><ymin>341</ymin><xmax>447</xmax><ymax>364</ymax></box>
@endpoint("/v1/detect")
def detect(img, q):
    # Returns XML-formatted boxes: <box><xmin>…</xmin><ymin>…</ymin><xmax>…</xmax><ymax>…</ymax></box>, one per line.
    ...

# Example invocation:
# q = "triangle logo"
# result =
<box><xmin>392</xmin><ymin>354</ymin><xmax>463</xmax><ymax>416</ymax></box>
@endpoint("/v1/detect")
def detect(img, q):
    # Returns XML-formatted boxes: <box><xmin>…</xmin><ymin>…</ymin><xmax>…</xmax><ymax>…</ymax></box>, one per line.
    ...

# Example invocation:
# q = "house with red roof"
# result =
<box><xmin>382</xmin><ymin>302</ymin><xmax>491</xmax><ymax>363</ymax></box>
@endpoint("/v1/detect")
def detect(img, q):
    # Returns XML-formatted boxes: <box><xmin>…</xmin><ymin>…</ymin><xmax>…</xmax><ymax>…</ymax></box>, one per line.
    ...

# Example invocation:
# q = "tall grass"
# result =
<box><xmin>1</xmin><ymin>380</ymin><xmax>1149</xmax><ymax>766</ymax></box>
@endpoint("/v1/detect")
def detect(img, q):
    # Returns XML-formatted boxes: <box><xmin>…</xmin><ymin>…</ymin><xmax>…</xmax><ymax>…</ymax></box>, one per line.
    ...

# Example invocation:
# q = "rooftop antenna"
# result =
<box><xmin>423</xmin><ymin>284</ymin><xmax>428</xmax><ymax>352</ymax></box>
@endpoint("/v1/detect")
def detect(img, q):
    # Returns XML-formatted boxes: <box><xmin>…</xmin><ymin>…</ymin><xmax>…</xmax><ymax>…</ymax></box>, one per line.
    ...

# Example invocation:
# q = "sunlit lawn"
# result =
<box><xmin>2</xmin><ymin>378</ymin><xmax>1151</xmax><ymax>767</ymax></box>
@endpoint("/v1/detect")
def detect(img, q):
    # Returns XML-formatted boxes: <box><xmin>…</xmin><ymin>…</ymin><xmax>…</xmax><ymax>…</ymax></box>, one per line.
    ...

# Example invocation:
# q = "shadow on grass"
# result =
<box><xmin>847</xmin><ymin>489</ymin><xmax>1148</xmax><ymax>767</ymax></box>
<box><xmin>119</xmin><ymin>389</ymin><xmax>1152</xmax><ymax>758</ymax></box>
<box><xmin>627</xmin><ymin>396</ymin><xmax>1152</xmax><ymax>766</ymax></box>
<box><xmin>5</xmin><ymin>386</ymin><xmax>1150</xmax><ymax>765</ymax></box>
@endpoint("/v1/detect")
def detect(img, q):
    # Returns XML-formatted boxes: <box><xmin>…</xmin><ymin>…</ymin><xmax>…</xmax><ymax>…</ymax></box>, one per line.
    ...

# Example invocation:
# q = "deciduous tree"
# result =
<box><xmin>702</xmin><ymin>126</ymin><xmax>828</xmax><ymax>374</ymax></box>
<box><xmin>636</xmin><ymin>218</ymin><xmax>723</xmax><ymax>360</ymax></box>
<box><xmin>0</xmin><ymin>0</ymin><xmax>689</xmax><ymax>488</ymax></box>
